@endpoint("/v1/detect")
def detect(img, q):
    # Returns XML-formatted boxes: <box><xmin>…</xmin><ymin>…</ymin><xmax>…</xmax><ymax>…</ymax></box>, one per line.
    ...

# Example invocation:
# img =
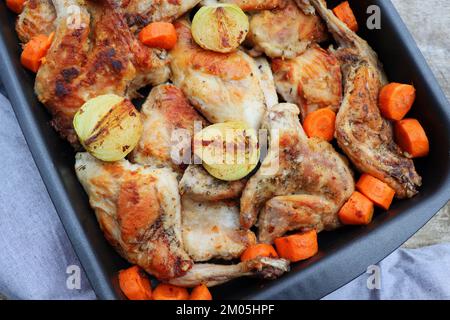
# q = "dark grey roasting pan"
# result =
<box><xmin>0</xmin><ymin>0</ymin><xmax>449</xmax><ymax>299</ymax></box>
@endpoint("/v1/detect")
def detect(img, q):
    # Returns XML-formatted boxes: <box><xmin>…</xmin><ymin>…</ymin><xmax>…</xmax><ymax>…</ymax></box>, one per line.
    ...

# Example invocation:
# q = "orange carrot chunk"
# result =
<box><xmin>338</xmin><ymin>191</ymin><xmax>374</xmax><ymax>225</ymax></box>
<box><xmin>274</xmin><ymin>230</ymin><xmax>318</xmax><ymax>262</ymax></box>
<box><xmin>303</xmin><ymin>108</ymin><xmax>336</xmax><ymax>142</ymax></box>
<box><xmin>395</xmin><ymin>118</ymin><xmax>429</xmax><ymax>158</ymax></box>
<box><xmin>21</xmin><ymin>33</ymin><xmax>54</xmax><ymax>73</ymax></box>
<box><xmin>6</xmin><ymin>0</ymin><xmax>26</xmax><ymax>14</ymax></box>
<box><xmin>356</xmin><ymin>174</ymin><xmax>396</xmax><ymax>210</ymax></box>
<box><xmin>379</xmin><ymin>83</ymin><xmax>416</xmax><ymax>120</ymax></box>
<box><xmin>118</xmin><ymin>265</ymin><xmax>152</xmax><ymax>300</ymax></box>
<box><xmin>190</xmin><ymin>284</ymin><xmax>213</xmax><ymax>300</ymax></box>
<box><xmin>139</xmin><ymin>22</ymin><xmax>178</xmax><ymax>50</ymax></box>
<box><xmin>152</xmin><ymin>283</ymin><xmax>190</xmax><ymax>300</ymax></box>
<box><xmin>240</xmin><ymin>244</ymin><xmax>278</xmax><ymax>262</ymax></box>
<box><xmin>332</xmin><ymin>1</ymin><xmax>359</xmax><ymax>32</ymax></box>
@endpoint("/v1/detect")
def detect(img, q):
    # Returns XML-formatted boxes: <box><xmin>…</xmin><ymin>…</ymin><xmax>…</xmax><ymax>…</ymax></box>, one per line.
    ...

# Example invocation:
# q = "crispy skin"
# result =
<box><xmin>130</xmin><ymin>84</ymin><xmax>207</xmax><ymax>173</ymax></box>
<box><xmin>16</xmin><ymin>0</ymin><xmax>56</xmax><ymax>43</ymax></box>
<box><xmin>272</xmin><ymin>45</ymin><xmax>342</xmax><ymax>120</ymax></box>
<box><xmin>169</xmin><ymin>257</ymin><xmax>290</xmax><ymax>287</ymax></box>
<box><xmin>75</xmin><ymin>153</ymin><xmax>193</xmax><ymax>280</ymax></box>
<box><xmin>309</xmin><ymin>0</ymin><xmax>421</xmax><ymax>198</ymax></box>
<box><xmin>35</xmin><ymin>0</ymin><xmax>169</xmax><ymax>146</ymax></box>
<box><xmin>240</xmin><ymin>104</ymin><xmax>355</xmax><ymax>243</ymax></box>
<box><xmin>181</xmin><ymin>197</ymin><xmax>256</xmax><ymax>262</ymax></box>
<box><xmin>246</xmin><ymin>0</ymin><xmax>328</xmax><ymax>59</ymax></box>
<box><xmin>179</xmin><ymin>165</ymin><xmax>246</xmax><ymax>202</ymax></box>
<box><xmin>170</xmin><ymin>19</ymin><xmax>273</xmax><ymax>129</ymax></box>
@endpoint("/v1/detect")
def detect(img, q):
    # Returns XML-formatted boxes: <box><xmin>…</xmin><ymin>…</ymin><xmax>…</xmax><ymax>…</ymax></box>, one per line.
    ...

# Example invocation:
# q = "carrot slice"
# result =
<box><xmin>303</xmin><ymin>108</ymin><xmax>336</xmax><ymax>142</ymax></box>
<box><xmin>6</xmin><ymin>0</ymin><xmax>26</xmax><ymax>14</ymax></box>
<box><xmin>332</xmin><ymin>1</ymin><xmax>359</xmax><ymax>32</ymax></box>
<box><xmin>118</xmin><ymin>265</ymin><xmax>152</xmax><ymax>300</ymax></box>
<box><xmin>338</xmin><ymin>191</ymin><xmax>374</xmax><ymax>225</ymax></box>
<box><xmin>379</xmin><ymin>83</ymin><xmax>416</xmax><ymax>120</ymax></box>
<box><xmin>356</xmin><ymin>174</ymin><xmax>396</xmax><ymax>210</ymax></box>
<box><xmin>20</xmin><ymin>33</ymin><xmax>54</xmax><ymax>73</ymax></box>
<box><xmin>139</xmin><ymin>22</ymin><xmax>178</xmax><ymax>50</ymax></box>
<box><xmin>153</xmin><ymin>283</ymin><xmax>190</xmax><ymax>300</ymax></box>
<box><xmin>240</xmin><ymin>244</ymin><xmax>278</xmax><ymax>262</ymax></box>
<box><xmin>274</xmin><ymin>230</ymin><xmax>318</xmax><ymax>262</ymax></box>
<box><xmin>190</xmin><ymin>284</ymin><xmax>213</xmax><ymax>300</ymax></box>
<box><xmin>395</xmin><ymin>118</ymin><xmax>429</xmax><ymax>158</ymax></box>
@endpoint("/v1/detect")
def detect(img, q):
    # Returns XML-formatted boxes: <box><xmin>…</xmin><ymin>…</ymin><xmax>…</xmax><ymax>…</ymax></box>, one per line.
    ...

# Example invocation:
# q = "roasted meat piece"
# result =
<box><xmin>246</xmin><ymin>0</ymin><xmax>328</xmax><ymax>59</ymax></box>
<box><xmin>169</xmin><ymin>257</ymin><xmax>290</xmax><ymax>287</ymax></box>
<box><xmin>181</xmin><ymin>197</ymin><xmax>256</xmax><ymax>262</ymax></box>
<box><xmin>169</xmin><ymin>19</ymin><xmax>277</xmax><ymax>129</ymax></box>
<box><xmin>130</xmin><ymin>84</ymin><xmax>207</xmax><ymax>174</ymax></box>
<box><xmin>179</xmin><ymin>165</ymin><xmax>246</xmax><ymax>202</ymax></box>
<box><xmin>16</xmin><ymin>0</ymin><xmax>56</xmax><ymax>43</ymax></box>
<box><xmin>240</xmin><ymin>103</ymin><xmax>355</xmax><ymax>243</ymax></box>
<box><xmin>35</xmin><ymin>0</ymin><xmax>169</xmax><ymax>145</ymax></box>
<box><xmin>272</xmin><ymin>44</ymin><xmax>342</xmax><ymax>120</ymax></box>
<box><xmin>75</xmin><ymin>152</ymin><xmax>193</xmax><ymax>280</ymax></box>
<box><xmin>16</xmin><ymin>0</ymin><xmax>201</xmax><ymax>41</ymax></box>
<box><xmin>309</xmin><ymin>0</ymin><xmax>422</xmax><ymax>198</ymax></box>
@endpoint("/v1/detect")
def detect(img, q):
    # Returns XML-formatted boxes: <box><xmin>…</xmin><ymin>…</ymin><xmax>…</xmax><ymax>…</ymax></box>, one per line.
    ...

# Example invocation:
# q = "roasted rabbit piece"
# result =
<box><xmin>35</xmin><ymin>0</ymin><xmax>169</xmax><ymax>145</ymax></box>
<box><xmin>16</xmin><ymin>0</ymin><xmax>56</xmax><ymax>43</ymax></box>
<box><xmin>240</xmin><ymin>103</ymin><xmax>354</xmax><ymax>243</ymax></box>
<box><xmin>169</xmin><ymin>256</ymin><xmax>290</xmax><ymax>287</ymax></box>
<box><xmin>179</xmin><ymin>165</ymin><xmax>246</xmax><ymax>202</ymax></box>
<box><xmin>181</xmin><ymin>197</ymin><xmax>256</xmax><ymax>262</ymax></box>
<box><xmin>16</xmin><ymin>0</ymin><xmax>201</xmax><ymax>41</ymax></box>
<box><xmin>130</xmin><ymin>84</ymin><xmax>207</xmax><ymax>174</ymax></box>
<box><xmin>309</xmin><ymin>0</ymin><xmax>421</xmax><ymax>198</ymax></box>
<box><xmin>272</xmin><ymin>44</ymin><xmax>342</xmax><ymax>120</ymax></box>
<box><xmin>75</xmin><ymin>152</ymin><xmax>193</xmax><ymax>280</ymax></box>
<box><xmin>119</xmin><ymin>0</ymin><xmax>202</xmax><ymax>29</ymax></box>
<box><xmin>246</xmin><ymin>0</ymin><xmax>328</xmax><ymax>59</ymax></box>
<box><xmin>170</xmin><ymin>19</ymin><xmax>276</xmax><ymax>129</ymax></box>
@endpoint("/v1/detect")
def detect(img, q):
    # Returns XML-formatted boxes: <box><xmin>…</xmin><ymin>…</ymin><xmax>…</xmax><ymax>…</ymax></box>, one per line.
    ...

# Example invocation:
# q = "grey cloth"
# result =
<box><xmin>0</xmin><ymin>91</ymin><xmax>449</xmax><ymax>300</ymax></box>
<box><xmin>0</xmin><ymin>92</ymin><xmax>95</xmax><ymax>300</ymax></box>
<box><xmin>324</xmin><ymin>243</ymin><xmax>450</xmax><ymax>300</ymax></box>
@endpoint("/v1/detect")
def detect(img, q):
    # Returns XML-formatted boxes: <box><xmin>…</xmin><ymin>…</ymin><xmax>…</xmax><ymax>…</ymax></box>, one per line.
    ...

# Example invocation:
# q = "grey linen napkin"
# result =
<box><xmin>0</xmin><ymin>90</ymin><xmax>449</xmax><ymax>300</ymax></box>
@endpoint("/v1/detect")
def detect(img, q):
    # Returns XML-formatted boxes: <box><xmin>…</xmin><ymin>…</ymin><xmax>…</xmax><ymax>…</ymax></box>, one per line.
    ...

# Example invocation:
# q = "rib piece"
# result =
<box><xmin>240</xmin><ymin>103</ymin><xmax>354</xmax><ymax>243</ymax></box>
<box><xmin>16</xmin><ymin>0</ymin><xmax>56</xmax><ymax>43</ymax></box>
<box><xmin>130</xmin><ymin>84</ymin><xmax>207</xmax><ymax>174</ymax></box>
<box><xmin>179</xmin><ymin>165</ymin><xmax>246</xmax><ymax>202</ymax></box>
<box><xmin>169</xmin><ymin>257</ymin><xmax>290</xmax><ymax>287</ymax></box>
<box><xmin>246</xmin><ymin>0</ymin><xmax>328</xmax><ymax>59</ymax></box>
<box><xmin>169</xmin><ymin>19</ymin><xmax>272</xmax><ymax>129</ymax></box>
<box><xmin>35</xmin><ymin>0</ymin><xmax>169</xmax><ymax>146</ymax></box>
<box><xmin>75</xmin><ymin>152</ymin><xmax>193</xmax><ymax>280</ymax></box>
<box><xmin>272</xmin><ymin>45</ymin><xmax>342</xmax><ymax>120</ymax></box>
<box><xmin>181</xmin><ymin>197</ymin><xmax>256</xmax><ymax>262</ymax></box>
<box><xmin>309</xmin><ymin>0</ymin><xmax>421</xmax><ymax>198</ymax></box>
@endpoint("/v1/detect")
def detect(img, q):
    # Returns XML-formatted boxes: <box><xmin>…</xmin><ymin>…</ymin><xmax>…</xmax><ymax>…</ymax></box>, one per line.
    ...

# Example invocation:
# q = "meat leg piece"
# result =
<box><xmin>240</xmin><ymin>103</ymin><xmax>354</xmax><ymax>243</ymax></box>
<box><xmin>308</xmin><ymin>0</ymin><xmax>422</xmax><ymax>198</ymax></box>
<box><xmin>169</xmin><ymin>257</ymin><xmax>290</xmax><ymax>287</ymax></box>
<box><xmin>75</xmin><ymin>153</ymin><xmax>193</xmax><ymax>280</ymax></box>
<box><xmin>35</xmin><ymin>0</ymin><xmax>169</xmax><ymax>146</ymax></box>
